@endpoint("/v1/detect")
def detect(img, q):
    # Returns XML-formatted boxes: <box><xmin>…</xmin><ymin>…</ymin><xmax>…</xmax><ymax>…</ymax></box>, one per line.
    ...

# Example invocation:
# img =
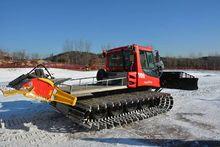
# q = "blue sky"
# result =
<box><xmin>0</xmin><ymin>0</ymin><xmax>220</xmax><ymax>56</ymax></box>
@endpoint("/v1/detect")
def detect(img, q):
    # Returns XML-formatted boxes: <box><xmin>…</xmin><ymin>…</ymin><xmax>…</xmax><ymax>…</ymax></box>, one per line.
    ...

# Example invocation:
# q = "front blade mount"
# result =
<box><xmin>0</xmin><ymin>64</ymin><xmax>77</xmax><ymax>106</ymax></box>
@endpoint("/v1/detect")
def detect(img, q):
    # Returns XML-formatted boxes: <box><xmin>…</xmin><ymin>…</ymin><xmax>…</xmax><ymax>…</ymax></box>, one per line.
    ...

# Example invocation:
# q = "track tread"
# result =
<box><xmin>52</xmin><ymin>90</ymin><xmax>174</xmax><ymax>130</ymax></box>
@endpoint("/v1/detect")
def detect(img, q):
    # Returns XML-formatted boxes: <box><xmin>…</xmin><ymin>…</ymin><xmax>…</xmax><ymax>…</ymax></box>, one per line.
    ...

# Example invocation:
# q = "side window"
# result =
<box><xmin>109</xmin><ymin>53</ymin><xmax>123</xmax><ymax>67</ymax></box>
<box><xmin>108</xmin><ymin>50</ymin><xmax>136</xmax><ymax>71</ymax></box>
<box><xmin>140</xmin><ymin>51</ymin><xmax>148</xmax><ymax>69</ymax></box>
<box><xmin>146</xmin><ymin>52</ymin><xmax>155</xmax><ymax>68</ymax></box>
<box><xmin>123</xmin><ymin>50</ymin><xmax>131</xmax><ymax>67</ymax></box>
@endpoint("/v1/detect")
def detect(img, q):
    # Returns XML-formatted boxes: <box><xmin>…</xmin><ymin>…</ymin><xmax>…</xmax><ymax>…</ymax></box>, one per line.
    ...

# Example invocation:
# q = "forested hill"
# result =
<box><xmin>45</xmin><ymin>51</ymin><xmax>104</xmax><ymax>67</ymax></box>
<box><xmin>162</xmin><ymin>56</ymin><xmax>220</xmax><ymax>70</ymax></box>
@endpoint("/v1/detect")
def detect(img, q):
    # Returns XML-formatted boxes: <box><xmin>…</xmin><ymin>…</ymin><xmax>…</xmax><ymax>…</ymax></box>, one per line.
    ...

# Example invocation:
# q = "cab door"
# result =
<box><xmin>136</xmin><ymin>49</ymin><xmax>160</xmax><ymax>88</ymax></box>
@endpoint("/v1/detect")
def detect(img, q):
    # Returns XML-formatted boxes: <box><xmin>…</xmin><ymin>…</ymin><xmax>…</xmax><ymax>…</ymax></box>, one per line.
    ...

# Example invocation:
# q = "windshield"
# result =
<box><xmin>140</xmin><ymin>50</ymin><xmax>155</xmax><ymax>69</ymax></box>
<box><xmin>139</xmin><ymin>50</ymin><xmax>158</xmax><ymax>76</ymax></box>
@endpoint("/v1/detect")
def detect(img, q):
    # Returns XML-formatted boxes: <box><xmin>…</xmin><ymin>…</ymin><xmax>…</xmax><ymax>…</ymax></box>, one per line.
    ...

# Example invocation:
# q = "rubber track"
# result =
<box><xmin>53</xmin><ymin>90</ymin><xmax>174</xmax><ymax>130</ymax></box>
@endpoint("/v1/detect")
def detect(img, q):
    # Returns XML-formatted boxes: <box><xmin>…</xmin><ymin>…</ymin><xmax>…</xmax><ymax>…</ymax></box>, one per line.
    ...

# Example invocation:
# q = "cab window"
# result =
<box><xmin>140</xmin><ymin>50</ymin><xmax>157</xmax><ymax>76</ymax></box>
<box><xmin>109</xmin><ymin>52</ymin><xmax>123</xmax><ymax>67</ymax></box>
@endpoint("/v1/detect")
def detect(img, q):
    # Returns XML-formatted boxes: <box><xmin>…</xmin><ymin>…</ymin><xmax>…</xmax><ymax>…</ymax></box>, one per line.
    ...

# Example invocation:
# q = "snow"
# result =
<box><xmin>0</xmin><ymin>68</ymin><xmax>220</xmax><ymax>146</ymax></box>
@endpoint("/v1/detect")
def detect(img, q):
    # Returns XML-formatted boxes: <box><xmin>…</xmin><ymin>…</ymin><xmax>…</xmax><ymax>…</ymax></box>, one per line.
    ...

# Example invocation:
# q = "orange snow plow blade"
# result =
<box><xmin>1</xmin><ymin>78</ymin><xmax>77</xmax><ymax>106</ymax></box>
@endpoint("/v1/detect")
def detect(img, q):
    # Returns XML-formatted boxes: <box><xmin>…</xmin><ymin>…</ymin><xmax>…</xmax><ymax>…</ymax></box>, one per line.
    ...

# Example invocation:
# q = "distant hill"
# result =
<box><xmin>45</xmin><ymin>51</ymin><xmax>104</xmax><ymax>68</ymax></box>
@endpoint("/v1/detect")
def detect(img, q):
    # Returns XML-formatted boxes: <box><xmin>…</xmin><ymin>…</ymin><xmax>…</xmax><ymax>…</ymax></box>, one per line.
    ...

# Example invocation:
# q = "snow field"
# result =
<box><xmin>0</xmin><ymin>68</ymin><xmax>220</xmax><ymax>146</ymax></box>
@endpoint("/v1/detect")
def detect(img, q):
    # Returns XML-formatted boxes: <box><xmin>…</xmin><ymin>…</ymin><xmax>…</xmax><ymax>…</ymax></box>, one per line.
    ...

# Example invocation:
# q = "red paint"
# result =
<box><xmin>127</xmin><ymin>72</ymin><xmax>137</xmax><ymax>88</ymax></box>
<box><xmin>22</xmin><ymin>78</ymin><xmax>54</xmax><ymax>99</ymax></box>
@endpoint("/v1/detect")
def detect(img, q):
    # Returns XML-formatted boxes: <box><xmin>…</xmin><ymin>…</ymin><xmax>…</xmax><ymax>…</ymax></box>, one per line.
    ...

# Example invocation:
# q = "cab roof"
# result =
<box><xmin>107</xmin><ymin>44</ymin><xmax>153</xmax><ymax>53</ymax></box>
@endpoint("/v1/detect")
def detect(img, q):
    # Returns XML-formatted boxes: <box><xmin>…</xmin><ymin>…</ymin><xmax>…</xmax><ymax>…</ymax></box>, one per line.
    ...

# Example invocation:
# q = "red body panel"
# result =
<box><xmin>127</xmin><ymin>72</ymin><xmax>137</xmax><ymax>88</ymax></box>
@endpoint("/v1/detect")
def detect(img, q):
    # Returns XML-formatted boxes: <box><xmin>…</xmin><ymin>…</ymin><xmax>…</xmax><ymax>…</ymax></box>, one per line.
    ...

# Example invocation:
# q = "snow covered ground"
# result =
<box><xmin>0</xmin><ymin>68</ymin><xmax>220</xmax><ymax>146</ymax></box>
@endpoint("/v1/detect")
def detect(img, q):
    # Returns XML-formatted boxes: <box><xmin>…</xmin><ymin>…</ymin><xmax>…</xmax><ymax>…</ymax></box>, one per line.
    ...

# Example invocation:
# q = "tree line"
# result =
<box><xmin>162</xmin><ymin>56</ymin><xmax>220</xmax><ymax>70</ymax></box>
<box><xmin>0</xmin><ymin>49</ymin><xmax>41</xmax><ymax>60</ymax></box>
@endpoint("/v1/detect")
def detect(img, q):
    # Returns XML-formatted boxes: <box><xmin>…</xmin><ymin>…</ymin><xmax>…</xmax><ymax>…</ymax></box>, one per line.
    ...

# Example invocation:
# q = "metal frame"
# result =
<box><xmin>58</xmin><ymin>76</ymin><xmax>127</xmax><ymax>96</ymax></box>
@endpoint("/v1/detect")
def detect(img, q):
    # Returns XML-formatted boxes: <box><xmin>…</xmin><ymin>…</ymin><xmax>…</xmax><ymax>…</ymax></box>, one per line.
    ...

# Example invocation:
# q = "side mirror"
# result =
<box><xmin>154</xmin><ymin>50</ymin><xmax>164</xmax><ymax>72</ymax></box>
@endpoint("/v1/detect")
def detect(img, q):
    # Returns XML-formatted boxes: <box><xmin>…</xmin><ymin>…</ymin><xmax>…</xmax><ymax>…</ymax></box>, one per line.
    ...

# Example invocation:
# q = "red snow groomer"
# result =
<box><xmin>1</xmin><ymin>44</ymin><xmax>198</xmax><ymax>130</ymax></box>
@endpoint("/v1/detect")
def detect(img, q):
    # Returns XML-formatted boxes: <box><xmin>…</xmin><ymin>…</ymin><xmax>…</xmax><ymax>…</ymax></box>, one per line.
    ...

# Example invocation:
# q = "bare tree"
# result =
<box><xmin>0</xmin><ymin>49</ymin><xmax>6</xmax><ymax>59</ymax></box>
<box><xmin>11</xmin><ymin>49</ymin><xmax>28</xmax><ymax>60</ymax></box>
<box><xmin>63</xmin><ymin>39</ymin><xmax>74</xmax><ymax>52</ymax></box>
<box><xmin>72</xmin><ymin>39</ymin><xmax>91</xmax><ymax>51</ymax></box>
<box><xmin>62</xmin><ymin>39</ymin><xmax>92</xmax><ymax>65</ymax></box>
<box><xmin>31</xmin><ymin>53</ymin><xmax>40</xmax><ymax>59</ymax></box>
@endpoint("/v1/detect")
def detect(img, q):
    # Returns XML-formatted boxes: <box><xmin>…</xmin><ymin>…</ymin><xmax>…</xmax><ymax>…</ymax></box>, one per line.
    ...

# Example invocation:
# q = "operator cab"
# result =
<box><xmin>105</xmin><ymin>45</ymin><xmax>163</xmax><ymax>77</ymax></box>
